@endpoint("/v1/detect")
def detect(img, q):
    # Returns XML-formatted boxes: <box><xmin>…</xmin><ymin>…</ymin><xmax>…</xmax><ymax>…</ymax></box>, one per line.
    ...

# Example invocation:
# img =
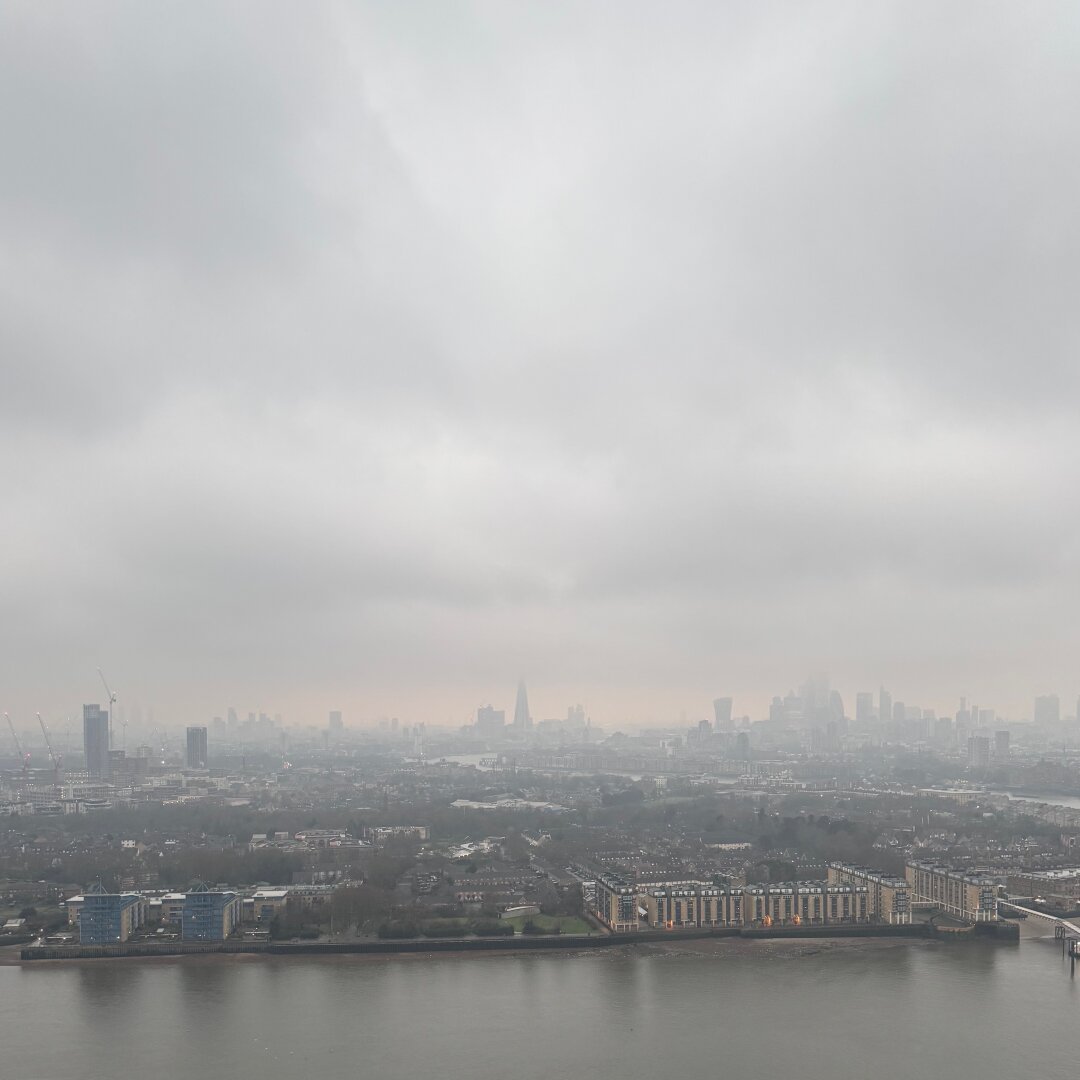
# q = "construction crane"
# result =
<box><xmin>97</xmin><ymin>668</ymin><xmax>119</xmax><ymax>750</ymax></box>
<box><xmin>37</xmin><ymin>713</ymin><xmax>63</xmax><ymax>785</ymax></box>
<box><xmin>5</xmin><ymin>713</ymin><xmax>30</xmax><ymax>781</ymax></box>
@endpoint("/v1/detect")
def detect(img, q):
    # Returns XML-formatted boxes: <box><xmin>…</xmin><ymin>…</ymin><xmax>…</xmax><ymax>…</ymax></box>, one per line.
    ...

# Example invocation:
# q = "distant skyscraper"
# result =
<box><xmin>83</xmin><ymin>704</ymin><xmax>110</xmax><ymax>779</ymax></box>
<box><xmin>955</xmin><ymin>699</ymin><xmax>972</xmax><ymax>743</ymax></box>
<box><xmin>476</xmin><ymin>705</ymin><xmax>505</xmax><ymax>733</ymax></box>
<box><xmin>185</xmin><ymin>726</ymin><xmax>208</xmax><ymax>769</ymax></box>
<box><xmin>782</xmin><ymin>691</ymin><xmax>804</xmax><ymax>724</ymax></box>
<box><xmin>935</xmin><ymin>716</ymin><xmax>953</xmax><ymax>745</ymax></box>
<box><xmin>829</xmin><ymin>690</ymin><xmax>845</xmax><ymax>723</ymax></box>
<box><xmin>801</xmin><ymin>674</ymin><xmax>830</xmax><ymax>727</ymax></box>
<box><xmin>879</xmin><ymin>688</ymin><xmax>892</xmax><ymax>730</ymax></box>
<box><xmin>994</xmin><ymin>730</ymin><xmax>1010</xmax><ymax>756</ymax></box>
<box><xmin>967</xmin><ymin>735</ymin><xmax>991</xmax><ymax>769</ymax></box>
<box><xmin>713</xmin><ymin>697</ymin><xmax>733</xmax><ymax>731</ymax></box>
<box><xmin>1034</xmin><ymin>695</ymin><xmax>1060</xmax><ymax>726</ymax></box>
<box><xmin>329</xmin><ymin>710</ymin><xmax>343</xmax><ymax>732</ymax></box>
<box><xmin>513</xmin><ymin>680</ymin><xmax>532</xmax><ymax>729</ymax></box>
<box><xmin>855</xmin><ymin>692</ymin><xmax>874</xmax><ymax>723</ymax></box>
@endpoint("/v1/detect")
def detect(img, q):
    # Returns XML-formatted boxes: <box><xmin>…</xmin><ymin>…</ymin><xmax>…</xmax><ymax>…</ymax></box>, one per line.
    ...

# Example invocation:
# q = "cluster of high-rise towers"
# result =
<box><xmin>475</xmin><ymin>680</ymin><xmax>535</xmax><ymax>733</ymax></box>
<box><xmin>81</xmin><ymin>703</ymin><xmax>208</xmax><ymax>778</ymax></box>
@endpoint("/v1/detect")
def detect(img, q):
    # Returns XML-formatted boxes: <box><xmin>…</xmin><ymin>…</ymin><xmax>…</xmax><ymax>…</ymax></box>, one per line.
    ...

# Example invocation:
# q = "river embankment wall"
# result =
<box><xmin>20</xmin><ymin>921</ymin><xmax>945</xmax><ymax>961</ymax></box>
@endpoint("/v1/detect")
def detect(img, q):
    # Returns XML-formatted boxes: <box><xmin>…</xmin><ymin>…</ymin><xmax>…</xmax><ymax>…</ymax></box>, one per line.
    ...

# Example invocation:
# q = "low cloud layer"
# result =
<box><xmin>3</xmin><ymin>2</ymin><xmax>1079</xmax><ymax>727</ymax></box>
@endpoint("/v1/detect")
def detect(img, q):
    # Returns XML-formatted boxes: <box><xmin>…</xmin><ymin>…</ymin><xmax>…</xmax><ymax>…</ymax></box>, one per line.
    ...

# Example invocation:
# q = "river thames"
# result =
<box><xmin>2</xmin><ymin>924</ymin><xmax>1077</xmax><ymax>1080</ymax></box>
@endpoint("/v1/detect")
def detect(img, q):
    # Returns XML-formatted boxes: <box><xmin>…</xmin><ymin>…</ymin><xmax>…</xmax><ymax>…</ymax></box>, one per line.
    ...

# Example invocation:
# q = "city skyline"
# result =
<box><xmin>10</xmin><ymin>679</ymin><xmax>1080</xmax><ymax>740</ymax></box>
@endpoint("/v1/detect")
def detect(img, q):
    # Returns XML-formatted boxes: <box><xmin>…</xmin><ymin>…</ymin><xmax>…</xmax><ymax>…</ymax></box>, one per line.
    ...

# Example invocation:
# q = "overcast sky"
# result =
<box><xmin>3</xmin><ymin>2</ymin><xmax>1079</xmax><ymax>730</ymax></box>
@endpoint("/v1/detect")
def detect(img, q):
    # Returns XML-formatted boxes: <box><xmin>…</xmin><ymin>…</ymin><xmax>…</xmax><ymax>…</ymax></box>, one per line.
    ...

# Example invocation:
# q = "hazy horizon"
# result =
<box><xmin>3</xmin><ymin>676</ymin><xmax>1074</xmax><ymax>737</ymax></box>
<box><xmin>3</xmin><ymin>3</ymin><xmax>1079</xmax><ymax>727</ymax></box>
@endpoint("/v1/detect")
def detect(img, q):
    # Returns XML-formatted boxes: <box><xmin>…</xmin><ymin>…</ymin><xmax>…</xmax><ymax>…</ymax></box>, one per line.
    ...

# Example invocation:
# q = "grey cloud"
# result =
<box><xmin>0</xmin><ymin>3</ymin><xmax>332</xmax><ymax>262</ymax></box>
<box><xmin>2</xmin><ymin>1</ymin><xmax>1080</xmax><ymax>725</ymax></box>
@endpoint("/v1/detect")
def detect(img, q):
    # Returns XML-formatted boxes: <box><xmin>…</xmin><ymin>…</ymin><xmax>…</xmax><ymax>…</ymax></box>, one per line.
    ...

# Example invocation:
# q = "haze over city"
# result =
<box><xmin>3</xmin><ymin>2</ymin><xmax>1079</xmax><ymax>728</ymax></box>
<box><xmin>9</xmin><ymin>8</ymin><xmax>1080</xmax><ymax>1080</ymax></box>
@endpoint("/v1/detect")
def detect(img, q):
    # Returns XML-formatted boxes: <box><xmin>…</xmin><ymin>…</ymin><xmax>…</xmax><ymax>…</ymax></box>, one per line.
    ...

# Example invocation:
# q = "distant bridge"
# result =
<box><xmin>999</xmin><ymin>900</ymin><xmax>1080</xmax><ymax>937</ymax></box>
<box><xmin>1000</xmin><ymin>900</ymin><xmax>1080</xmax><ymax>967</ymax></box>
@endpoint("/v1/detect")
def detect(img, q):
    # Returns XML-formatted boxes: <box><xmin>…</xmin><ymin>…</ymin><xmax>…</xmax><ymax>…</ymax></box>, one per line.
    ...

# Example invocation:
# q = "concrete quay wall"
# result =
<box><xmin>20</xmin><ymin>922</ymin><xmax>938</xmax><ymax>961</ymax></box>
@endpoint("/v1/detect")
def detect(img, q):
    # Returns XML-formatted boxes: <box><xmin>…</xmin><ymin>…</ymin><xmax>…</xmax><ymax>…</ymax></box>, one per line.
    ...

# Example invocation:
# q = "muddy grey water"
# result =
<box><xmin>2</xmin><ymin>925</ymin><xmax>1077</xmax><ymax>1080</ymax></box>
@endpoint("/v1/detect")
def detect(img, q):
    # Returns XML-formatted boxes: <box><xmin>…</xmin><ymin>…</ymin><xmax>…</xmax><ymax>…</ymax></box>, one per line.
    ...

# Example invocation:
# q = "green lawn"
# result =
<box><xmin>504</xmin><ymin>914</ymin><xmax>594</xmax><ymax>935</ymax></box>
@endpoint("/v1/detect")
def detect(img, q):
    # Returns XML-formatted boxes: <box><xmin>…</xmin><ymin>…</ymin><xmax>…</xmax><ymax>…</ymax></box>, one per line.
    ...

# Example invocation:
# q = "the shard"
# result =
<box><xmin>513</xmin><ymin>679</ymin><xmax>532</xmax><ymax>729</ymax></box>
